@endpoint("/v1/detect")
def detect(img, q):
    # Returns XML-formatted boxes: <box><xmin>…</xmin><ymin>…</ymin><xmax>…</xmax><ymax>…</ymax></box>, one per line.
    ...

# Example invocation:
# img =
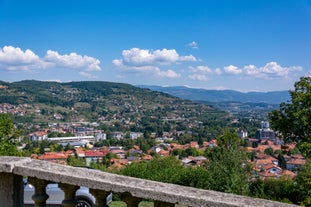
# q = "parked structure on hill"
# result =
<box><xmin>255</xmin><ymin>121</ymin><xmax>276</xmax><ymax>141</ymax></box>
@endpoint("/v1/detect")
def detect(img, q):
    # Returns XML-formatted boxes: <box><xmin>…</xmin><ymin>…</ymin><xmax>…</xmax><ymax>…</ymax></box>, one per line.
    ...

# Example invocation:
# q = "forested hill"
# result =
<box><xmin>138</xmin><ymin>85</ymin><xmax>290</xmax><ymax>104</ymax></box>
<box><xmin>0</xmin><ymin>80</ymin><xmax>229</xmax><ymax>130</ymax></box>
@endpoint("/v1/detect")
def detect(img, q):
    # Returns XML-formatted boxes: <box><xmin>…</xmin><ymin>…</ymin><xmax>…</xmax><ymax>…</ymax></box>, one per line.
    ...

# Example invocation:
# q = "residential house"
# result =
<box><xmin>84</xmin><ymin>149</ymin><xmax>107</xmax><ymax>166</ymax></box>
<box><xmin>129</xmin><ymin>132</ymin><xmax>143</xmax><ymax>139</ymax></box>
<box><xmin>37</xmin><ymin>152</ymin><xmax>68</xmax><ymax>165</ymax></box>
<box><xmin>190</xmin><ymin>141</ymin><xmax>199</xmax><ymax>149</ymax></box>
<box><xmin>286</xmin><ymin>154</ymin><xmax>307</xmax><ymax>171</ymax></box>
<box><xmin>110</xmin><ymin>149</ymin><xmax>126</xmax><ymax>159</ymax></box>
<box><xmin>29</xmin><ymin>131</ymin><xmax>48</xmax><ymax>141</ymax></box>
<box><xmin>75</xmin><ymin>147</ymin><xmax>85</xmax><ymax>158</ymax></box>
<box><xmin>109</xmin><ymin>158</ymin><xmax>128</xmax><ymax>170</ymax></box>
<box><xmin>112</xmin><ymin>132</ymin><xmax>124</xmax><ymax>140</ymax></box>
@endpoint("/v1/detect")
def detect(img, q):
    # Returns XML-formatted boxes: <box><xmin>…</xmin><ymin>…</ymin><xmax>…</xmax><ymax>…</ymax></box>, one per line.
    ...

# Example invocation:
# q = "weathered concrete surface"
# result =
<box><xmin>0</xmin><ymin>156</ymin><xmax>299</xmax><ymax>207</ymax></box>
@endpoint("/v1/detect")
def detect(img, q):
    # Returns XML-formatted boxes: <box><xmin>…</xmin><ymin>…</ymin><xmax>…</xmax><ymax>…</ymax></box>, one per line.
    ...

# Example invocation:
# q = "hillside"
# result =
<box><xmin>138</xmin><ymin>85</ymin><xmax>290</xmax><ymax>104</ymax></box>
<box><xmin>0</xmin><ymin>80</ymin><xmax>231</xmax><ymax>135</ymax></box>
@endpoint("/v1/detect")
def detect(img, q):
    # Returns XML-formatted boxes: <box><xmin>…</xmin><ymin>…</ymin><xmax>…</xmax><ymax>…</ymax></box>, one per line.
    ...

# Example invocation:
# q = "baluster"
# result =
<box><xmin>58</xmin><ymin>183</ymin><xmax>79</xmax><ymax>207</ymax></box>
<box><xmin>121</xmin><ymin>192</ymin><xmax>142</xmax><ymax>207</ymax></box>
<box><xmin>28</xmin><ymin>177</ymin><xmax>49</xmax><ymax>207</ymax></box>
<box><xmin>90</xmin><ymin>189</ymin><xmax>111</xmax><ymax>207</ymax></box>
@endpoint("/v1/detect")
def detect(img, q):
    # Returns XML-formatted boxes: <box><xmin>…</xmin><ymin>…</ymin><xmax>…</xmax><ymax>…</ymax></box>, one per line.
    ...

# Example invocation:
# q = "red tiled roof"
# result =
<box><xmin>190</xmin><ymin>141</ymin><xmax>199</xmax><ymax>148</ymax></box>
<box><xmin>158</xmin><ymin>149</ymin><xmax>170</xmax><ymax>156</ymax></box>
<box><xmin>287</xmin><ymin>158</ymin><xmax>307</xmax><ymax>165</ymax></box>
<box><xmin>142</xmin><ymin>154</ymin><xmax>153</xmax><ymax>161</ymax></box>
<box><xmin>84</xmin><ymin>150</ymin><xmax>106</xmax><ymax>157</ymax></box>
<box><xmin>263</xmin><ymin>163</ymin><xmax>281</xmax><ymax>171</ymax></box>
<box><xmin>110</xmin><ymin>149</ymin><xmax>125</xmax><ymax>154</ymax></box>
<box><xmin>282</xmin><ymin>170</ymin><xmax>296</xmax><ymax>178</ymax></box>
<box><xmin>38</xmin><ymin>152</ymin><xmax>67</xmax><ymax>160</ymax></box>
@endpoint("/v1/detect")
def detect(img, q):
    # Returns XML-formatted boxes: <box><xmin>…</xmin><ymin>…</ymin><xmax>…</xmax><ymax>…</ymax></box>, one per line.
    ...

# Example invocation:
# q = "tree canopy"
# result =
<box><xmin>0</xmin><ymin>113</ymin><xmax>20</xmax><ymax>156</ymax></box>
<box><xmin>269</xmin><ymin>77</ymin><xmax>311</xmax><ymax>143</ymax></box>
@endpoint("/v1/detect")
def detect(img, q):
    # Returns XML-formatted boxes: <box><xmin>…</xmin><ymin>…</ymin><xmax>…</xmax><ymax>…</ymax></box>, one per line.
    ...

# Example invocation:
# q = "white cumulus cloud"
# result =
<box><xmin>0</xmin><ymin>46</ymin><xmax>48</xmax><ymax>71</ymax></box>
<box><xmin>113</xmin><ymin>47</ymin><xmax>194</xmax><ymax>79</ymax></box>
<box><xmin>224</xmin><ymin>65</ymin><xmax>243</xmax><ymax>75</ymax></box>
<box><xmin>44</xmin><ymin>50</ymin><xmax>101</xmax><ymax>71</ymax></box>
<box><xmin>113</xmin><ymin>47</ymin><xmax>197</xmax><ymax>67</ymax></box>
<box><xmin>0</xmin><ymin>46</ymin><xmax>101</xmax><ymax>79</ymax></box>
<box><xmin>188</xmin><ymin>65</ymin><xmax>222</xmax><ymax>81</ymax></box>
<box><xmin>156</xmin><ymin>69</ymin><xmax>181</xmax><ymax>78</ymax></box>
<box><xmin>225</xmin><ymin>62</ymin><xmax>302</xmax><ymax>78</ymax></box>
<box><xmin>190</xmin><ymin>66</ymin><xmax>213</xmax><ymax>74</ymax></box>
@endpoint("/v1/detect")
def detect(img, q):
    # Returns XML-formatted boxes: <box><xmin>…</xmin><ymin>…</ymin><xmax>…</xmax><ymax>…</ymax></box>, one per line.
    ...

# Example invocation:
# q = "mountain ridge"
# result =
<box><xmin>138</xmin><ymin>85</ymin><xmax>290</xmax><ymax>104</ymax></box>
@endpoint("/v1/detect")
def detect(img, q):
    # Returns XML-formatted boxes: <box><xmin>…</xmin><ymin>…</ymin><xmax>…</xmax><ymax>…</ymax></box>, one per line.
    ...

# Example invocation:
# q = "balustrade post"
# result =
<box><xmin>0</xmin><ymin>173</ymin><xmax>23</xmax><ymax>207</ymax></box>
<box><xmin>59</xmin><ymin>183</ymin><xmax>79</xmax><ymax>207</ymax></box>
<box><xmin>90</xmin><ymin>189</ymin><xmax>110</xmax><ymax>207</ymax></box>
<box><xmin>121</xmin><ymin>192</ymin><xmax>142</xmax><ymax>207</ymax></box>
<box><xmin>154</xmin><ymin>201</ymin><xmax>175</xmax><ymax>207</ymax></box>
<box><xmin>28</xmin><ymin>177</ymin><xmax>49</xmax><ymax>207</ymax></box>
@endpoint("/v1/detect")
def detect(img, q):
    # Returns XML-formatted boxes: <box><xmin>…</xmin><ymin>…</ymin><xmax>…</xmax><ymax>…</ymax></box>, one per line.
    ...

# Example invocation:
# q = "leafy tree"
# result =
<box><xmin>67</xmin><ymin>155</ymin><xmax>86</xmax><ymax>167</ymax></box>
<box><xmin>0</xmin><ymin>113</ymin><xmax>14</xmax><ymax>139</ymax></box>
<box><xmin>0</xmin><ymin>113</ymin><xmax>20</xmax><ymax>156</ymax></box>
<box><xmin>269</xmin><ymin>77</ymin><xmax>311</xmax><ymax>143</ymax></box>
<box><xmin>277</xmin><ymin>154</ymin><xmax>287</xmax><ymax>169</ymax></box>
<box><xmin>297</xmin><ymin>142</ymin><xmax>311</xmax><ymax>158</ymax></box>
<box><xmin>204</xmin><ymin>132</ymin><xmax>251</xmax><ymax>195</ymax></box>
<box><xmin>121</xmin><ymin>156</ymin><xmax>185</xmax><ymax>184</ymax></box>
<box><xmin>249</xmin><ymin>177</ymin><xmax>295</xmax><ymax>203</ymax></box>
<box><xmin>294</xmin><ymin>160</ymin><xmax>311</xmax><ymax>206</ymax></box>
<box><xmin>264</xmin><ymin>147</ymin><xmax>274</xmax><ymax>156</ymax></box>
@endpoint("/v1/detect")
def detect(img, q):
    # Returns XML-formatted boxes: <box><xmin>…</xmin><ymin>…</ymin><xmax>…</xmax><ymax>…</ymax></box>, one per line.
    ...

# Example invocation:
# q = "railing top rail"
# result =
<box><xmin>0</xmin><ymin>156</ymin><xmax>297</xmax><ymax>207</ymax></box>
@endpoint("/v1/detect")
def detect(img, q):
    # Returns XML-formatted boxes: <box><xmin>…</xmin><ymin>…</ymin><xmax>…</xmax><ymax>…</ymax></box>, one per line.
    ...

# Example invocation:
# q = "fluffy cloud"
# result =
<box><xmin>44</xmin><ymin>50</ymin><xmax>101</xmax><ymax>71</ymax></box>
<box><xmin>113</xmin><ymin>47</ymin><xmax>194</xmax><ymax>79</ymax></box>
<box><xmin>121</xmin><ymin>65</ymin><xmax>181</xmax><ymax>78</ymax></box>
<box><xmin>0</xmin><ymin>46</ymin><xmax>47</xmax><ymax>71</ymax></box>
<box><xmin>224</xmin><ymin>62</ymin><xmax>302</xmax><ymax>78</ymax></box>
<box><xmin>188</xmin><ymin>62</ymin><xmax>302</xmax><ymax>82</ymax></box>
<box><xmin>187</xmin><ymin>41</ymin><xmax>198</xmax><ymax>49</ymax></box>
<box><xmin>156</xmin><ymin>69</ymin><xmax>181</xmax><ymax>78</ymax></box>
<box><xmin>190</xmin><ymin>66</ymin><xmax>213</xmax><ymax>74</ymax></box>
<box><xmin>0</xmin><ymin>46</ymin><xmax>101</xmax><ymax>75</ymax></box>
<box><xmin>224</xmin><ymin>65</ymin><xmax>243</xmax><ymax>75</ymax></box>
<box><xmin>113</xmin><ymin>48</ymin><xmax>197</xmax><ymax>67</ymax></box>
<box><xmin>188</xmin><ymin>65</ymin><xmax>222</xmax><ymax>81</ymax></box>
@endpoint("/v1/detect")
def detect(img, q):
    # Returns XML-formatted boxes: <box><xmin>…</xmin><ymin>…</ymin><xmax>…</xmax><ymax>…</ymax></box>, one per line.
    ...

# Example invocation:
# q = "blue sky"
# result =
<box><xmin>0</xmin><ymin>0</ymin><xmax>310</xmax><ymax>91</ymax></box>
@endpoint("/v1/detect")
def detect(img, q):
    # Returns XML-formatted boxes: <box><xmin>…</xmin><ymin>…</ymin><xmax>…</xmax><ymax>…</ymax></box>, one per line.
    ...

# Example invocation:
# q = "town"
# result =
<box><xmin>19</xmin><ymin>119</ymin><xmax>306</xmax><ymax>180</ymax></box>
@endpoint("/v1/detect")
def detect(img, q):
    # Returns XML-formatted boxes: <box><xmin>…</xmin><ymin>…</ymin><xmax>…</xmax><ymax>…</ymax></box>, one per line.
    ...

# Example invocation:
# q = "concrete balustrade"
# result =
<box><xmin>0</xmin><ymin>156</ymin><xmax>298</xmax><ymax>207</ymax></box>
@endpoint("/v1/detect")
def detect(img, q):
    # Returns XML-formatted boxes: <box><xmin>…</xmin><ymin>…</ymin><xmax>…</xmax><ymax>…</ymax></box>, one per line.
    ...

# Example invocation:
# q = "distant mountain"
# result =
<box><xmin>138</xmin><ymin>85</ymin><xmax>290</xmax><ymax>104</ymax></box>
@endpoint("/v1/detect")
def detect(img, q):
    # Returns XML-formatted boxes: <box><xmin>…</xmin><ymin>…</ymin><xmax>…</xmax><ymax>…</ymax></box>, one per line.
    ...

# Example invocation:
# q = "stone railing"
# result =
<box><xmin>0</xmin><ymin>156</ymin><xmax>298</xmax><ymax>207</ymax></box>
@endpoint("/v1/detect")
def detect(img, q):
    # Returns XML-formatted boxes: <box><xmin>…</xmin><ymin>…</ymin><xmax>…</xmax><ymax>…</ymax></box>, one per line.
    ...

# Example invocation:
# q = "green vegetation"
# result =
<box><xmin>270</xmin><ymin>77</ymin><xmax>311</xmax><ymax>144</ymax></box>
<box><xmin>0</xmin><ymin>113</ymin><xmax>20</xmax><ymax>156</ymax></box>
<box><xmin>204</xmin><ymin>132</ymin><xmax>251</xmax><ymax>195</ymax></box>
<box><xmin>121</xmin><ymin>132</ymin><xmax>251</xmax><ymax>196</ymax></box>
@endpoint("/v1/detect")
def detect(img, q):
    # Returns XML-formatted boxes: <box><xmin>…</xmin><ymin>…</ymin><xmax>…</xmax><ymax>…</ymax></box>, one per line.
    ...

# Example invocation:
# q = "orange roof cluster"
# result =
<box><xmin>38</xmin><ymin>152</ymin><xmax>68</xmax><ymax>160</ymax></box>
<box><xmin>84</xmin><ymin>149</ymin><xmax>107</xmax><ymax>157</ymax></box>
